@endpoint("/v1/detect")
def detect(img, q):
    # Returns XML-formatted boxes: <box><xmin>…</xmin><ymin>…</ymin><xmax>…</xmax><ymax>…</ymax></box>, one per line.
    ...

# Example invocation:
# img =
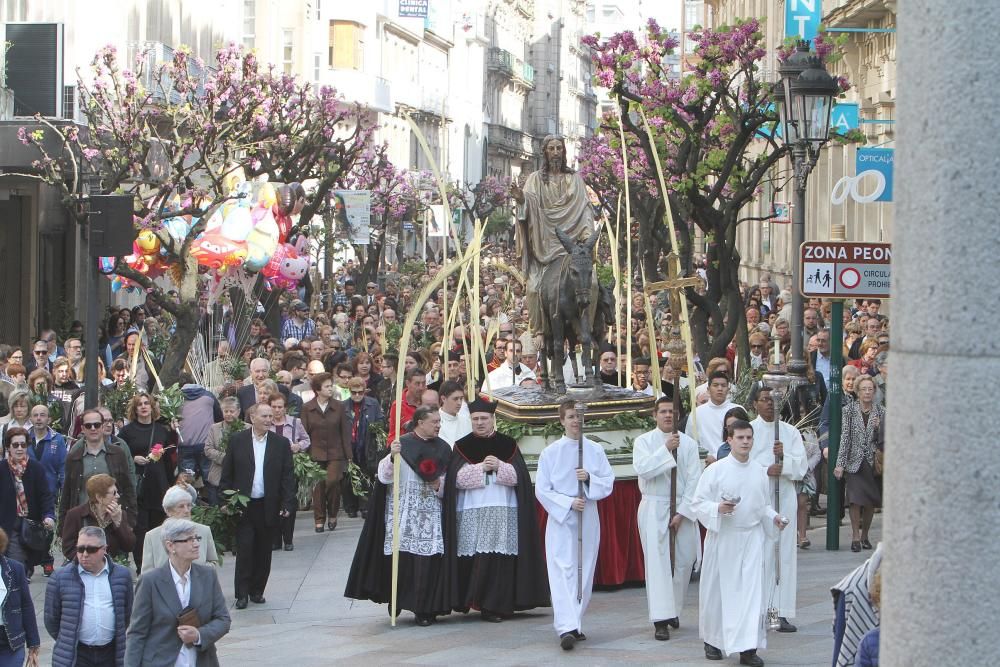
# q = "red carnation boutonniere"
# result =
<box><xmin>419</xmin><ymin>459</ymin><xmax>438</xmax><ymax>477</ymax></box>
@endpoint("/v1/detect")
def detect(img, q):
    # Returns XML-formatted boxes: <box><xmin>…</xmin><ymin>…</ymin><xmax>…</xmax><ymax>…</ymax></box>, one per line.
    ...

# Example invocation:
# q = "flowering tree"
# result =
<box><xmin>584</xmin><ymin>19</ymin><xmax>849</xmax><ymax>362</ymax></box>
<box><xmin>19</xmin><ymin>44</ymin><xmax>372</xmax><ymax>385</ymax></box>
<box><xmin>448</xmin><ymin>175</ymin><xmax>512</xmax><ymax>225</ymax></box>
<box><xmin>578</xmin><ymin>123</ymin><xmax>664</xmax><ymax>280</ymax></box>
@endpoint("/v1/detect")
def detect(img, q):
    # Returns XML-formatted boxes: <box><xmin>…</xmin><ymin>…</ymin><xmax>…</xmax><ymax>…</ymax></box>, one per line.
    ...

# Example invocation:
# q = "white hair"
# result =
<box><xmin>161</xmin><ymin>518</ymin><xmax>198</xmax><ymax>545</ymax></box>
<box><xmin>162</xmin><ymin>485</ymin><xmax>193</xmax><ymax>513</ymax></box>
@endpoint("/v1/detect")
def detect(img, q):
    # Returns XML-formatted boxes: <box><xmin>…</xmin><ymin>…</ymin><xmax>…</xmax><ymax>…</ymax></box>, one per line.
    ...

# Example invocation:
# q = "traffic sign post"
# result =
<box><xmin>800</xmin><ymin>241</ymin><xmax>892</xmax><ymax>299</ymax></box>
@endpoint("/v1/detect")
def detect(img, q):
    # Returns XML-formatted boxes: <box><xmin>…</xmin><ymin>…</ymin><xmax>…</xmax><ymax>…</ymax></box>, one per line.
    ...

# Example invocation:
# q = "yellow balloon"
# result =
<box><xmin>223</xmin><ymin>168</ymin><xmax>245</xmax><ymax>194</ymax></box>
<box><xmin>136</xmin><ymin>229</ymin><xmax>161</xmax><ymax>254</ymax></box>
<box><xmin>257</xmin><ymin>182</ymin><xmax>277</xmax><ymax>208</ymax></box>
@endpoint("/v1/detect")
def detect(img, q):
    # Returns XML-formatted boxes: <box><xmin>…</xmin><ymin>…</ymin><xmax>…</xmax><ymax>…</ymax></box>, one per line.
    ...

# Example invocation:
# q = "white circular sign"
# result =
<box><xmin>830</xmin><ymin>169</ymin><xmax>887</xmax><ymax>205</ymax></box>
<box><xmin>839</xmin><ymin>267</ymin><xmax>861</xmax><ymax>289</ymax></box>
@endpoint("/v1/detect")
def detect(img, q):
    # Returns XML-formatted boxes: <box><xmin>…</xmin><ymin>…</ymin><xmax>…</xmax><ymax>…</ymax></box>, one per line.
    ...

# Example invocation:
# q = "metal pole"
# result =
<box><xmin>788</xmin><ymin>142</ymin><xmax>808</xmax><ymax>377</ymax></box>
<box><xmin>84</xmin><ymin>238</ymin><xmax>99</xmax><ymax>410</ymax></box>
<box><xmin>826</xmin><ymin>300</ymin><xmax>844</xmax><ymax>550</ymax></box>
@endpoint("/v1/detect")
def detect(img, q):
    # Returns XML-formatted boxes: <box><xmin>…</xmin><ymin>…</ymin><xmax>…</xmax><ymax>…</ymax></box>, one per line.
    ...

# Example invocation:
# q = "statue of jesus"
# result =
<box><xmin>511</xmin><ymin>135</ymin><xmax>596</xmax><ymax>336</ymax></box>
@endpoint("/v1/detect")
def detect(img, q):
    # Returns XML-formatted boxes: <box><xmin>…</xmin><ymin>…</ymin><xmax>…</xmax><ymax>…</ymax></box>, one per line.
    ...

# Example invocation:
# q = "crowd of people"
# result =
<box><xmin>0</xmin><ymin>250</ymin><xmax>885</xmax><ymax>665</ymax></box>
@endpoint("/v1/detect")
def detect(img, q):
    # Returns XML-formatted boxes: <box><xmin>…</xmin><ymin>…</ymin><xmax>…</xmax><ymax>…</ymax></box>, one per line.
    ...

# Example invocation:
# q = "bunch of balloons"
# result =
<box><xmin>101</xmin><ymin>176</ymin><xmax>312</xmax><ymax>297</ymax></box>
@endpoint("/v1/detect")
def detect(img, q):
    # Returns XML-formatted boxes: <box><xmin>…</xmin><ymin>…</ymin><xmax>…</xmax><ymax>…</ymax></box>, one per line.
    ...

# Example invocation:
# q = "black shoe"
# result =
<box><xmin>284</xmin><ymin>544</ymin><xmax>294</xmax><ymax>551</ymax></box>
<box><xmin>346</xmin><ymin>511</ymin><xmax>358</xmax><ymax>518</ymax></box>
<box><xmin>572</xmin><ymin>630</ymin><xmax>587</xmax><ymax>641</ymax></box>
<box><xmin>481</xmin><ymin>611</ymin><xmax>503</xmax><ymax>623</ymax></box>
<box><xmin>235</xmin><ymin>596</ymin><xmax>248</xmax><ymax>610</ymax></box>
<box><xmin>327</xmin><ymin>520</ymin><xmax>337</xmax><ymax>531</ymax></box>
<box><xmin>315</xmin><ymin>524</ymin><xmax>325</xmax><ymax>533</ymax></box>
<box><xmin>777</xmin><ymin>617</ymin><xmax>797</xmax><ymax>633</ymax></box>
<box><xmin>666</xmin><ymin>617</ymin><xmax>680</xmax><ymax>629</ymax></box>
<box><xmin>739</xmin><ymin>650</ymin><xmax>764</xmax><ymax>666</ymax></box>
<box><xmin>560</xmin><ymin>632</ymin><xmax>576</xmax><ymax>650</ymax></box>
<box><xmin>860</xmin><ymin>539</ymin><xmax>873</xmax><ymax>550</ymax></box>
<box><xmin>851</xmin><ymin>541</ymin><xmax>861</xmax><ymax>552</ymax></box>
<box><xmin>704</xmin><ymin>643</ymin><xmax>724</xmax><ymax>660</ymax></box>
<box><xmin>653</xmin><ymin>621</ymin><xmax>670</xmax><ymax>641</ymax></box>
<box><xmin>415</xmin><ymin>614</ymin><xmax>433</xmax><ymax>627</ymax></box>
<box><xmin>250</xmin><ymin>594</ymin><xmax>266</xmax><ymax>604</ymax></box>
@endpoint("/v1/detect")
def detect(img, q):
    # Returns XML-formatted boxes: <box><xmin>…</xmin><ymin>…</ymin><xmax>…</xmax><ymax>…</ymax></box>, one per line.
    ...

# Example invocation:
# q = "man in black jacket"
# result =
<box><xmin>220</xmin><ymin>402</ymin><xmax>295</xmax><ymax>609</ymax></box>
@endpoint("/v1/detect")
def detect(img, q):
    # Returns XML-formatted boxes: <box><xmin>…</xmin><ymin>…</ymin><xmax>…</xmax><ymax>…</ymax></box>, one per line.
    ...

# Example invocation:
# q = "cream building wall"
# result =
<box><xmin>706</xmin><ymin>0</ymin><xmax>896</xmax><ymax>291</ymax></box>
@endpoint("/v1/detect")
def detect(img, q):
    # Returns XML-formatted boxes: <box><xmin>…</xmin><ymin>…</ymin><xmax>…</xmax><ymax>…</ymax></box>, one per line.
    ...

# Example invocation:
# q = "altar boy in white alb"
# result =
<box><xmin>749</xmin><ymin>383</ymin><xmax>807</xmax><ymax>633</ymax></box>
<box><xmin>692</xmin><ymin>419</ymin><xmax>786</xmax><ymax>667</ymax></box>
<box><xmin>535</xmin><ymin>400</ymin><xmax>615</xmax><ymax>651</ymax></box>
<box><xmin>632</xmin><ymin>396</ymin><xmax>702</xmax><ymax>640</ymax></box>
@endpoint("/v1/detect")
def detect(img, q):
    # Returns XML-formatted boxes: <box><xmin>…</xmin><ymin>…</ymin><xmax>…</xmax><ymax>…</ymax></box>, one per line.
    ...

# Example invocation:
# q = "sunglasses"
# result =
<box><xmin>34</xmin><ymin>350</ymin><xmax>48</xmax><ymax>355</ymax></box>
<box><xmin>350</xmin><ymin>390</ymin><xmax>365</xmax><ymax>395</ymax></box>
<box><xmin>76</xmin><ymin>545</ymin><xmax>105</xmax><ymax>554</ymax></box>
<box><xmin>82</xmin><ymin>422</ymin><xmax>103</xmax><ymax>430</ymax></box>
<box><xmin>8</xmin><ymin>441</ymin><xmax>27</xmax><ymax>449</ymax></box>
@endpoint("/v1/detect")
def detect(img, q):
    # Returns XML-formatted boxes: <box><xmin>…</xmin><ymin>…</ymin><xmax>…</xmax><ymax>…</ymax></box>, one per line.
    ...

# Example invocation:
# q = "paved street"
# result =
<box><xmin>29</xmin><ymin>509</ymin><xmax>879</xmax><ymax>666</ymax></box>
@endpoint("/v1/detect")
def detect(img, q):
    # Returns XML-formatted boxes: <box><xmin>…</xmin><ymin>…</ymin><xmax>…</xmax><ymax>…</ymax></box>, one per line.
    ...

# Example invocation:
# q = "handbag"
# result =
<box><xmin>19</xmin><ymin>517</ymin><xmax>53</xmax><ymax>554</ymax></box>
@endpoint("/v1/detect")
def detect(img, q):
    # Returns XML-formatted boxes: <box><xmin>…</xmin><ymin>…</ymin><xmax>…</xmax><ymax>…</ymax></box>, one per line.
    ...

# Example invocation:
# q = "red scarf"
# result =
<box><xmin>7</xmin><ymin>456</ymin><xmax>28</xmax><ymax>517</ymax></box>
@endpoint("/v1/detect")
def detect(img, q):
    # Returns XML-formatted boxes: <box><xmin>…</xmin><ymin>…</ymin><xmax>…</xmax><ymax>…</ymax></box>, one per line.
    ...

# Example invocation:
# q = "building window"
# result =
<box><xmin>313</xmin><ymin>53</ymin><xmax>321</xmax><ymax>85</ymax></box>
<box><xmin>329</xmin><ymin>20</ymin><xmax>363</xmax><ymax>70</ymax></box>
<box><xmin>315</xmin><ymin>0</ymin><xmax>321</xmax><ymax>20</ymax></box>
<box><xmin>283</xmin><ymin>29</ymin><xmax>294</xmax><ymax>75</ymax></box>
<box><xmin>243</xmin><ymin>0</ymin><xmax>255</xmax><ymax>49</ymax></box>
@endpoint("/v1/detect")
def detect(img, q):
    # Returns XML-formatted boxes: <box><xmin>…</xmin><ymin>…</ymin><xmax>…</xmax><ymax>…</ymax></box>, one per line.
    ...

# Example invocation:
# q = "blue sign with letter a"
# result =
<box><xmin>855</xmin><ymin>148</ymin><xmax>894</xmax><ymax>202</ymax></box>
<box><xmin>785</xmin><ymin>0</ymin><xmax>822</xmax><ymax>41</ymax></box>
<box><xmin>830</xmin><ymin>103</ymin><xmax>859</xmax><ymax>134</ymax></box>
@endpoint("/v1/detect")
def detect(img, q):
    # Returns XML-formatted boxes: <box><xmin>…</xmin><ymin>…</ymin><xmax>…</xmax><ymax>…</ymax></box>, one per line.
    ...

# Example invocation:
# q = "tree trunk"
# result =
<box><xmin>160</xmin><ymin>302</ymin><xmax>200</xmax><ymax>387</ymax></box>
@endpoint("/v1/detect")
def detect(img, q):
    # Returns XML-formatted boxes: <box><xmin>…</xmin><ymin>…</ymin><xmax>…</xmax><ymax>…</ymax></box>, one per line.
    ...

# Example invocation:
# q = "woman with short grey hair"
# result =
<box><xmin>126</xmin><ymin>518</ymin><xmax>231</xmax><ymax>667</ymax></box>
<box><xmin>140</xmin><ymin>486</ymin><xmax>219</xmax><ymax>574</ymax></box>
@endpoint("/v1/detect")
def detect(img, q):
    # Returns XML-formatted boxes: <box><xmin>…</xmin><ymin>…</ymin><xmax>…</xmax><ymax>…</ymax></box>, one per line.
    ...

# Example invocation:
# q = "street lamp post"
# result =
<box><xmin>775</xmin><ymin>40</ymin><xmax>840</xmax><ymax>377</ymax></box>
<box><xmin>775</xmin><ymin>41</ymin><xmax>842</xmax><ymax>549</ymax></box>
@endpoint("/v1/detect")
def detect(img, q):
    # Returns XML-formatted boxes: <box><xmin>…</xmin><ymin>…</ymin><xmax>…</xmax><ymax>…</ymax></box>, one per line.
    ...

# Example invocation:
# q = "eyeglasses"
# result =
<box><xmin>750</xmin><ymin>344</ymin><xmax>765</xmax><ymax>350</ymax></box>
<box><xmin>8</xmin><ymin>441</ymin><xmax>27</xmax><ymax>449</ymax></box>
<box><xmin>171</xmin><ymin>535</ymin><xmax>203</xmax><ymax>544</ymax></box>
<box><xmin>82</xmin><ymin>422</ymin><xmax>103</xmax><ymax>430</ymax></box>
<box><xmin>350</xmin><ymin>390</ymin><xmax>365</xmax><ymax>395</ymax></box>
<box><xmin>76</xmin><ymin>545</ymin><xmax>105</xmax><ymax>554</ymax></box>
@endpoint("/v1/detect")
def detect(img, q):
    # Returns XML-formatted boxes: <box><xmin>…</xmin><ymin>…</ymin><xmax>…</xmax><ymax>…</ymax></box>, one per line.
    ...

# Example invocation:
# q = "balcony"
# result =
<box><xmin>487</xmin><ymin>47</ymin><xmax>515</xmax><ymax>77</ymax></box>
<box><xmin>515</xmin><ymin>62</ymin><xmax>535</xmax><ymax>89</ymax></box>
<box><xmin>487</xmin><ymin>123</ymin><xmax>535</xmax><ymax>159</ymax></box>
<box><xmin>326</xmin><ymin>69</ymin><xmax>394</xmax><ymax>113</ymax></box>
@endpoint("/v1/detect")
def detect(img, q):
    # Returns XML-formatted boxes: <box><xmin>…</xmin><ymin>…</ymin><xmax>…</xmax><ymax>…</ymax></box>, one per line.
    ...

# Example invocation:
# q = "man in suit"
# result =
<box><xmin>219</xmin><ymin>402</ymin><xmax>295</xmax><ymax>609</ymax></box>
<box><xmin>237</xmin><ymin>358</ymin><xmax>291</xmax><ymax>419</ymax></box>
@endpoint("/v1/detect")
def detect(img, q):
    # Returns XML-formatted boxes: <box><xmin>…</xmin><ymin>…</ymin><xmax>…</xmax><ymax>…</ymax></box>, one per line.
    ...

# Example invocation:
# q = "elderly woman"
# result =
<box><xmin>61</xmin><ymin>473</ymin><xmax>135</xmax><ymax>561</ymax></box>
<box><xmin>849</xmin><ymin>339</ymin><xmax>879</xmax><ymax>376</ymax></box>
<box><xmin>0</xmin><ymin>427</ymin><xmax>55</xmax><ymax>574</ymax></box>
<box><xmin>0</xmin><ymin>528</ymin><xmax>40</xmax><ymax>667</ymax></box>
<box><xmin>140</xmin><ymin>486</ymin><xmax>219</xmax><ymax>574</ymax></box>
<box><xmin>834</xmin><ymin>375</ymin><xmax>885</xmax><ymax>553</ymax></box>
<box><xmin>0</xmin><ymin>390</ymin><xmax>31</xmax><ymax>449</ymax></box>
<box><xmin>125</xmin><ymin>518</ymin><xmax>231</xmax><ymax>667</ymax></box>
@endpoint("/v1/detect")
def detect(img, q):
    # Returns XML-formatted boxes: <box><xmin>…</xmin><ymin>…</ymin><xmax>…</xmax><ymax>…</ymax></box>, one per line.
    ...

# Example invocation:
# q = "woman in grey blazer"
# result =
<box><xmin>125</xmin><ymin>518</ymin><xmax>231</xmax><ymax>667</ymax></box>
<box><xmin>140</xmin><ymin>487</ymin><xmax>220</xmax><ymax>574</ymax></box>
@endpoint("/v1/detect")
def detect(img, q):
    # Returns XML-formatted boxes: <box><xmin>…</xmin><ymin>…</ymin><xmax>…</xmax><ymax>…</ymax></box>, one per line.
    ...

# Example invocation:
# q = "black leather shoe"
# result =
<box><xmin>704</xmin><ymin>643</ymin><xmax>724</xmax><ymax>660</ymax></box>
<box><xmin>235</xmin><ymin>596</ymin><xmax>248</xmax><ymax>610</ymax></box>
<box><xmin>560</xmin><ymin>632</ymin><xmax>576</xmax><ymax>650</ymax></box>
<box><xmin>777</xmin><ymin>617</ymin><xmax>797</xmax><ymax>633</ymax></box>
<box><xmin>666</xmin><ymin>617</ymin><xmax>680</xmax><ymax>629</ymax></box>
<box><xmin>861</xmin><ymin>539</ymin><xmax>873</xmax><ymax>550</ymax></box>
<box><xmin>415</xmin><ymin>614</ymin><xmax>433</xmax><ymax>627</ymax></box>
<box><xmin>315</xmin><ymin>525</ymin><xmax>325</xmax><ymax>533</ymax></box>
<box><xmin>572</xmin><ymin>630</ymin><xmax>586</xmax><ymax>641</ymax></box>
<box><xmin>851</xmin><ymin>541</ymin><xmax>861</xmax><ymax>552</ymax></box>
<box><xmin>739</xmin><ymin>650</ymin><xmax>764</xmax><ymax>666</ymax></box>
<box><xmin>653</xmin><ymin>621</ymin><xmax>670</xmax><ymax>640</ymax></box>
<box><xmin>284</xmin><ymin>544</ymin><xmax>294</xmax><ymax>551</ymax></box>
<box><xmin>481</xmin><ymin>611</ymin><xmax>503</xmax><ymax>623</ymax></box>
<box><xmin>250</xmin><ymin>594</ymin><xmax>266</xmax><ymax>604</ymax></box>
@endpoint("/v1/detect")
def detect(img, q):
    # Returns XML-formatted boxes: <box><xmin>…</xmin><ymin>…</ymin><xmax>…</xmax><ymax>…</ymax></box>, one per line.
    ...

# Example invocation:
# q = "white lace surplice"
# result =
<box><xmin>382</xmin><ymin>460</ymin><xmax>445</xmax><ymax>557</ymax></box>
<box><xmin>456</xmin><ymin>475</ymin><xmax>519</xmax><ymax>557</ymax></box>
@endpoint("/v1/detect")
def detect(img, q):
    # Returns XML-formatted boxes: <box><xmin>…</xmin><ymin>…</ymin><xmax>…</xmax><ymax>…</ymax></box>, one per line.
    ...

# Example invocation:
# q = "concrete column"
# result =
<box><xmin>886</xmin><ymin>3</ymin><xmax>1000</xmax><ymax>665</ymax></box>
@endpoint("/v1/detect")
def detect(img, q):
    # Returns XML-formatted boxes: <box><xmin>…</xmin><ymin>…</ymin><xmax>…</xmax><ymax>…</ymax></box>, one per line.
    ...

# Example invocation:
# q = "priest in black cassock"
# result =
<box><xmin>443</xmin><ymin>398</ymin><xmax>549</xmax><ymax>622</ymax></box>
<box><xmin>344</xmin><ymin>406</ymin><xmax>452</xmax><ymax>626</ymax></box>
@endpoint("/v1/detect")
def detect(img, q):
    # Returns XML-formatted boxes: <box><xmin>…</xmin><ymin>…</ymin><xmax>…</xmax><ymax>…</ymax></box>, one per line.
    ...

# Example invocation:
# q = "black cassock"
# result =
<box><xmin>344</xmin><ymin>433</ymin><xmax>451</xmax><ymax>618</ymax></box>
<box><xmin>443</xmin><ymin>431</ymin><xmax>550</xmax><ymax>616</ymax></box>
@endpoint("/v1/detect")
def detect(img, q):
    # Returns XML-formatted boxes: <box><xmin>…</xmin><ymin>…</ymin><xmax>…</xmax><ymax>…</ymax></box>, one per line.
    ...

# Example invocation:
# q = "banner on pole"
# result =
<box><xmin>333</xmin><ymin>190</ymin><xmax>372</xmax><ymax>245</ymax></box>
<box><xmin>428</xmin><ymin>204</ymin><xmax>449</xmax><ymax>237</ymax></box>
